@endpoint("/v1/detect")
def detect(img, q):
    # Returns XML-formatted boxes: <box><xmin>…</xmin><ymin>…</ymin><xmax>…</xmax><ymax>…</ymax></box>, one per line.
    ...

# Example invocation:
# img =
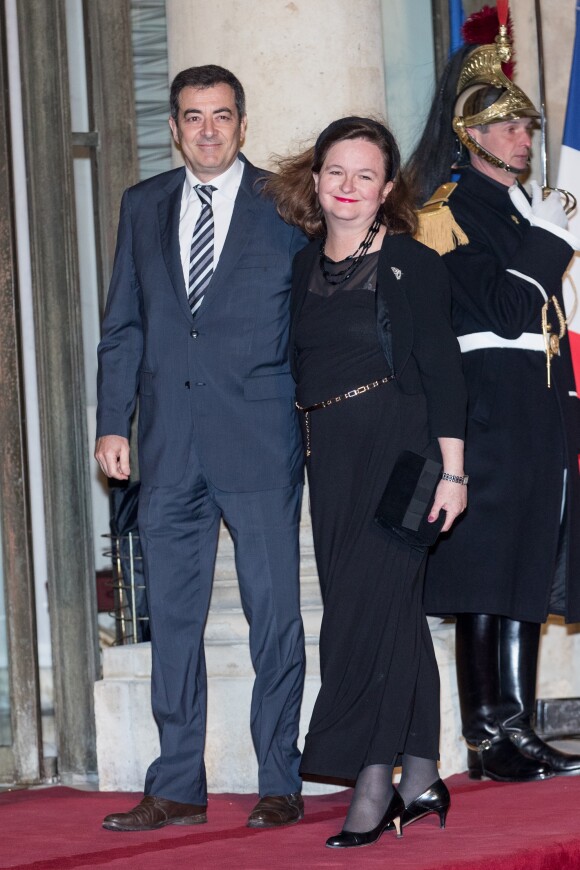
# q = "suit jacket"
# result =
<box><xmin>96</xmin><ymin>156</ymin><xmax>307</xmax><ymax>490</ymax></box>
<box><xmin>290</xmin><ymin>233</ymin><xmax>466</xmax><ymax>441</ymax></box>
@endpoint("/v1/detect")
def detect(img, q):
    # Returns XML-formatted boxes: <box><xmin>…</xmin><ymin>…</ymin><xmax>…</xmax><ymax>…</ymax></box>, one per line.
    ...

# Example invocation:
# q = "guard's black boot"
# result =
<box><xmin>499</xmin><ymin>617</ymin><xmax>580</xmax><ymax>776</ymax></box>
<box><xmin>456</xmin><ymin>614</ymin><xmax>552</xmax><ymax>782</ymax></box>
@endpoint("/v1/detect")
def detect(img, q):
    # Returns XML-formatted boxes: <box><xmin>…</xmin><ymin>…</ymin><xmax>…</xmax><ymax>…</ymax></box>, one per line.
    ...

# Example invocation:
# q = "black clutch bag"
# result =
<box><xmin>374</xmin><ymin>450</ymin><xmax>444</xmax><ymax>549</ymax></box>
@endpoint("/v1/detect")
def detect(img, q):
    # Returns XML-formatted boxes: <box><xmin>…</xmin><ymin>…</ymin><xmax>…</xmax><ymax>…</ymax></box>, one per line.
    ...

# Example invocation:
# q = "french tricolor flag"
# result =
<box><xmin>559</xmin><ymin>1</ymin><xmax>580</xmax><ymax>389</ymax></box>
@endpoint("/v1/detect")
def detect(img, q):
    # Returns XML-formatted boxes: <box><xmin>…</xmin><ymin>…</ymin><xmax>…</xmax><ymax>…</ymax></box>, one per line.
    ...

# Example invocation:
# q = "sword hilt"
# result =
<box><xmin>542</xmin><ymin>186</ymin><xmax>577</xmax><ymax>217</ymax></box>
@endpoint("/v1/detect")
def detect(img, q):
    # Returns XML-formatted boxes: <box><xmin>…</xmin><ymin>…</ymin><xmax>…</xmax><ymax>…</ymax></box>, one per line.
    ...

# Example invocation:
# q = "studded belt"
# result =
<box><xmin>295</xmin><ymin>375</ymin><xmax>395</xmax><ymax>456</ymax></box>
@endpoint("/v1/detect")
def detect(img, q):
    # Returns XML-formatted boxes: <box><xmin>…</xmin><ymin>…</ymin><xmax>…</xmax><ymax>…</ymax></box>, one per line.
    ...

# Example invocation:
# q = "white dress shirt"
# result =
<box><xmin>178</xmin><ymin>157</ymin><xmax>244</xmax><ymax>291</ymax></box>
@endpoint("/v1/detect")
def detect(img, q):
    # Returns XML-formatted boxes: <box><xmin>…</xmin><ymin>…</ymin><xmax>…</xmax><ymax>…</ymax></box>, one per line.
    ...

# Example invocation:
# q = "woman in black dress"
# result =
<box><xmin>267</xmin><ymin>117</ymin><xmax>467</xmax><ymax>848</ymax></box>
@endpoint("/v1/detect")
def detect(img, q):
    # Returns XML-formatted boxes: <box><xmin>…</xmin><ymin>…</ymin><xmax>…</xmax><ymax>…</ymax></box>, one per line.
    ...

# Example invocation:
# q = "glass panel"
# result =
<box><xmin>380</xmin><ymin>0</ymin><xmax>436</xmax><ymax>161</ymax></box>
<box><xmin>0</xmin><ymin>525</ymin><xmax>11</xmax><ymax>746</ymax></box>
<box><xmin>130</xmin><ymin>0</ymin><xmax>172</xmax><ymax>180</ymax></box>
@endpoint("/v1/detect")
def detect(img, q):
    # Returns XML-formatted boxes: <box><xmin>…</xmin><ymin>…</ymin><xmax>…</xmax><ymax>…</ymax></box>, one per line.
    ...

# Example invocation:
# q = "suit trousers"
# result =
<box><xmin>138</xmin><ymin>446</ymin><xmax>305</xmax><ymax>804</ymax></box>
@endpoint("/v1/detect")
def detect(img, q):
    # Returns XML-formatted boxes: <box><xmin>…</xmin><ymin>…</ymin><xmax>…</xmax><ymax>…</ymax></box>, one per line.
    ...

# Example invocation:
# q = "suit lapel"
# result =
<box><xmin>158</xmin><ymin>169</ymin><xmax>193</xmax><ymax>323</ymax></box>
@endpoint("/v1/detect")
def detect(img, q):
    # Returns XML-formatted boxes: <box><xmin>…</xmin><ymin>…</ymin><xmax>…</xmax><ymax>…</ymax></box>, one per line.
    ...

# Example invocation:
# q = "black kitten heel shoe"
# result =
<box><xmin>401</xmin><ymin>779</ymin><xmax>450</xmax><ymax>829</ymax></box>
<box><xmin>325</xmin><ymin>789</ymin><xmax>404</xmax><ymax>849</ymax></box>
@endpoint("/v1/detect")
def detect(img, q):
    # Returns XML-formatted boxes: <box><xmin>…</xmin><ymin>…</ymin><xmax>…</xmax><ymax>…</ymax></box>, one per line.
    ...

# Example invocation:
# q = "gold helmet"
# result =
<box><xmin>452</xmin><ymin>19</ymin><xmax>540</xmax><ymax>172</ymax></box>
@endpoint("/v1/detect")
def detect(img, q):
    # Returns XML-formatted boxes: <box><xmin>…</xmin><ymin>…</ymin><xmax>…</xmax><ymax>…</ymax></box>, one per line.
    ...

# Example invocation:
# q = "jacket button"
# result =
<box><xmin>184</xmin><ymin>381</ymin><xmax>190</xmax><ymax>389</ymax></box>
<box><xmin>190</xmin><ymin>329</ymin><xmax>199</xmax><ymax>338</ymax></box>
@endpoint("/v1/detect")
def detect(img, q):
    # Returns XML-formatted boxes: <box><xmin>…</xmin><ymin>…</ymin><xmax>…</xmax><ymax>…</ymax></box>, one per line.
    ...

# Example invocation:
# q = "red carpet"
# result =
<box><xmin>1</xmin><ymin>773</ymin><xmax>580</xmax><ymax>869</ymax></box>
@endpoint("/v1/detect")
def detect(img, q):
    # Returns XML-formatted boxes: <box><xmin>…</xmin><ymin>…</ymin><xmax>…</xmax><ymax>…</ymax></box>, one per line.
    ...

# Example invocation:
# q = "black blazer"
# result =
<box><xmin>290</xmin><ymin>233</ymin><xmax>466</xmax><ymax>440</ymax></box>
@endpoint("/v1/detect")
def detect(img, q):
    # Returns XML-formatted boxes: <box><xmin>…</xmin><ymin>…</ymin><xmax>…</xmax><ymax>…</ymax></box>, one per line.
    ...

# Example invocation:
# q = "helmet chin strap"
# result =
<box><xmin>471</xmin><ymin>140</ymin><xmax>527</xmax><ymax>174</ymax></box>
<box><xmin>453</xmin><ymin>119</ymin><xmax>529</xmax><ymax>175</ymax></box>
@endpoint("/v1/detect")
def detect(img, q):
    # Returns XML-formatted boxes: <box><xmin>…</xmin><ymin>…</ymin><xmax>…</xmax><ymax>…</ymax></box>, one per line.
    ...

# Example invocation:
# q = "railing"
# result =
<box><xmin>101</xmin><ymin>533</ymin><xmax>149</xmax><ymax>645</ymax></box>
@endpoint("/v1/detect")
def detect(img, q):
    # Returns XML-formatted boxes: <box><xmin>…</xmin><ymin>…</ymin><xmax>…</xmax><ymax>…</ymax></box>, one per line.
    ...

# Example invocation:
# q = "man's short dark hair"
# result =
<box><xmin>170</xmin><ymin>65</ymin><xmax>246</xmax><ymax>122</ymax></box>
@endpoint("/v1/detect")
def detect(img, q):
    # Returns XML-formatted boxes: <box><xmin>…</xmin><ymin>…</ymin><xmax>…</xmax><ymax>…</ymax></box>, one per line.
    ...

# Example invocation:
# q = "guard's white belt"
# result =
<box><xmin>458</xmin><ymin>331</ymin><xmax>545</xmax><ymax>353</ymax></box>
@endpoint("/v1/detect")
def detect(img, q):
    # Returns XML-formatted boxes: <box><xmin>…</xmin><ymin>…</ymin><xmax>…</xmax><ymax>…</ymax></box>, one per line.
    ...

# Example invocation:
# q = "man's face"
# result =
<box><xmin>468</xmin><ymin>118</ymin><xmax>534</xmax><ymax>186</ymax></box>
<box><xmin>169</xmin><ymin>83</ymin><xmax>247</xmax><ymax>182</ymax></box>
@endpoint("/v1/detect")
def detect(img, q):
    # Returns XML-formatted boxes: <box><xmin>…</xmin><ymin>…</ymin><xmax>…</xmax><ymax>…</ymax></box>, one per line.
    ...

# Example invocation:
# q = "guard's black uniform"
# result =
<box><xmin>424</xmin><ymin>166</ymin><xmax>580</xmax><ymax>623</ymax></box>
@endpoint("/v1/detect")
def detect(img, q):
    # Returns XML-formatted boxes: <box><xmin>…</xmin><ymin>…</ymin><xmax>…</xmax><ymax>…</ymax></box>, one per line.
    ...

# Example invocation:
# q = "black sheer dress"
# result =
<box><xmin>296</xmin><ymin>252</ymin><xmax>440</xmax><ymax>781</ymax></box>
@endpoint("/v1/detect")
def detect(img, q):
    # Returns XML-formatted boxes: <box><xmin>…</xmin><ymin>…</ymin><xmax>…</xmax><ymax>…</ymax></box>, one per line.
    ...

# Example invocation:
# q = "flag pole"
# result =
<box><xmin>534</xmin><ymin>0</ymin><xmax>549</xmax><ymax>188</ymax></box>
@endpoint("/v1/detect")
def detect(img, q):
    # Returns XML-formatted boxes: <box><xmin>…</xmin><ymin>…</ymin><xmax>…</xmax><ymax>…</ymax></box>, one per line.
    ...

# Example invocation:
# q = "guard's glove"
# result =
<box><xmin>530</xmin><ymin>180</ymin><xmax>568</xmax><ymax>228</ymax></box>
<box><xmin>509</xmin><ymin>181</ymin><xmax>580</xmax><ymax>250</ymax></box>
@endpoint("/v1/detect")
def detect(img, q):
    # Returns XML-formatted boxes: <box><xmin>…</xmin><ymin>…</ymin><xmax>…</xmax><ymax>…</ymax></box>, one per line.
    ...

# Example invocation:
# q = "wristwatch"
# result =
<box><xmin>441</xmin><ymin>471</ymin><xmax>469</xmax><ymax>485</ymax></box>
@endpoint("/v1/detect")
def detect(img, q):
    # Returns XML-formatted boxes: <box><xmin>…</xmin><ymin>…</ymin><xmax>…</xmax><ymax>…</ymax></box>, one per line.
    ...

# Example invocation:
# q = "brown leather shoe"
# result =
<box><xmin>102</xmin><ymin>795</ymin><xmax>207</xmax><ymax>832</ymax></box>
<box><xmin>246</xmin><ymin>792</ymin><xmax>304</xmax><ymax>828</ymax></box>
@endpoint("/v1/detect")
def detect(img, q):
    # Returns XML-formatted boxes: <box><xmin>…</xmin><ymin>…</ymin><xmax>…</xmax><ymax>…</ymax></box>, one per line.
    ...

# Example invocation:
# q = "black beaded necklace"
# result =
<box><xmin>319</xmin><ymin>217</ymin><xmax>382</xmax><ymax>286</ymax></box>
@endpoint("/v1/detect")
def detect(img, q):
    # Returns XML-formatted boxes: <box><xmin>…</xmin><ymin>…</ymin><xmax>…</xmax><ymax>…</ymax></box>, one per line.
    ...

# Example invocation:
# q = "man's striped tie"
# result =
<box><xmin>188</xmin><ymin>184</ymin><xmax>216</xmax><ymax>316</ymax></box>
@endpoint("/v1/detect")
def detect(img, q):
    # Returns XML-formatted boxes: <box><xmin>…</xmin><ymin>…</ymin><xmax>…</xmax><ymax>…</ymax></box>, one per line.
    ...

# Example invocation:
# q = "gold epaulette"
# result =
<box><xmin>414</xmin><ymin>182</ymin><xmax>469</xmax><ymax>255</ymax></box>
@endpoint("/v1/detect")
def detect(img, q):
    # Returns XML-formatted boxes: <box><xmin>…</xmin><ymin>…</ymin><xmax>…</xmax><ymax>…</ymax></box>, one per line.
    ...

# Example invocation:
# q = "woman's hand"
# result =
<box><xmin>428</xmin><ymin>478</ymin><xmax>467</xmax><ymax>532</ymax></box>
<box><xmin>430</xmin><ymin>436</ymin><xmax>467</xmax><ymax>532</ymax></box>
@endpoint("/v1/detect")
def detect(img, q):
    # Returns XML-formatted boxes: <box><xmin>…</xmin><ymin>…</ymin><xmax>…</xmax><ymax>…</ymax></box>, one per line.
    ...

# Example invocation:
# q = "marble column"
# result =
<box><xmin>166</xmin><ymin>0</ymin><xmax>387</xmax><ymax>169</ymax></box>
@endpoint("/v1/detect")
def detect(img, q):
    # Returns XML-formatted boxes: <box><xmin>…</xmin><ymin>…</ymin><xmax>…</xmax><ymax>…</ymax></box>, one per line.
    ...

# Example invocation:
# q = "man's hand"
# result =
<box><xmin>530</xmin><ymin>180</ymin><xmax>568</xmax><ymax>229</ymax></box>
<box><xmin>509</xmin><ymin>181</ymin><xmax>580</xmax><ymax>250</ymax></box>
<box><xmin>95</xmin><ymin>435</ymin><xmax>131</xmax><ymax>480</ymax></box>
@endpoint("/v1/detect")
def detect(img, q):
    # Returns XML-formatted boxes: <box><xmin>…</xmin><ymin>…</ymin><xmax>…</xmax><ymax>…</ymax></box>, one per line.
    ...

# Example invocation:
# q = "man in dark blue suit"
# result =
<box><xmin>95</xmin><ymin>65</ymin><xmax>306</xmax><ymax>832</ymax></box>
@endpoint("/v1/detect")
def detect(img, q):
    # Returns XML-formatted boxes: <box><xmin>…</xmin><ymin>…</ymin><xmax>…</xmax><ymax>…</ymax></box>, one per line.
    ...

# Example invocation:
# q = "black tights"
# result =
<box><xmin>344</xmin><ymin>755</ymin><xmax>438</xmax><ymax>832</ymax></box>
